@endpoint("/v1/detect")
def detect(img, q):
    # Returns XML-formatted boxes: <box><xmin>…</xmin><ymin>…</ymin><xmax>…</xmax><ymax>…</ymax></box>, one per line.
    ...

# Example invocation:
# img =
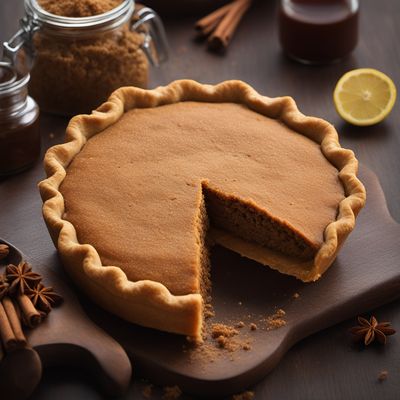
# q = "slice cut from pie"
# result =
<box><xmin>39</xmin><ymin>80</ymin><xmax>366</xmax><ymax>339</ymax></box>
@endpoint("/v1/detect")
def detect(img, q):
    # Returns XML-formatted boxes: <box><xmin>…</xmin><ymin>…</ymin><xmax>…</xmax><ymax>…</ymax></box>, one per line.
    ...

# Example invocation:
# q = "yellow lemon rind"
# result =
<box><xmin>333</xmin><ymin>68</ymin><xmax>397</xmax><ymax>127</ymax></box>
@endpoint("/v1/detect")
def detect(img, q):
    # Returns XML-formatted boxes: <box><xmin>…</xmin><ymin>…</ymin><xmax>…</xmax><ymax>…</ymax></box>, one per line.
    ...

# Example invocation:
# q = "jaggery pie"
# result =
<box><xmin>39</xmin><ymin>80</ymin><xmax>366</xmax><ymax>339</ymax></box>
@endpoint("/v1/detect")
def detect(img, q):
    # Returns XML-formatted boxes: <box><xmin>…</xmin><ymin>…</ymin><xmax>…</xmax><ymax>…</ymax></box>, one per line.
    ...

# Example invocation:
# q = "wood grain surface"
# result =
<box><xmin>1</xmin><ymin>0</ymin><xmax>399</xmax><ymax>399</ymax></box>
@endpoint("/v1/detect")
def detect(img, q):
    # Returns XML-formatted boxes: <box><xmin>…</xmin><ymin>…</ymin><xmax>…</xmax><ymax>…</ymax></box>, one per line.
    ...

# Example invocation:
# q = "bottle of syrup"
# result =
<box><xmin>279</xmin><ymin>0</ymin><xmax>359</xmax><ymax>64</ymax></box>
<box><xmin>0</xmin><ymin>63</ymin><xmax>40</xmax><ymax>177</ymax></box>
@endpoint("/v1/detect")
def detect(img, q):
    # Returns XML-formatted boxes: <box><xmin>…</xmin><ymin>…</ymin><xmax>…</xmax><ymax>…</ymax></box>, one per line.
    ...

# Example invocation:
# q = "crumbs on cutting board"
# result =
<box><xmin>140</xmin><ymin>382</ymin><xmax>182</xmax><ymax>400</ymax></box>
<box><xmin>141</xmin><ymin>384</ymin><xmax>153</xmax><ymax>399</ymax></box>
<box><xmin>377</xmin><ymin>370</ymin><xmax>388</xmax><ymax>382</ymax></box>
<box><xmin>264</xmin><ymin>309</ymin><xmax>287</xmax><ymax>330</ymax></box>
<box><xmin>232</xmin><ymin>391</ymin><xmax>255</xmax><ymax>400</ymax></box>
<box><xmin>162</xmin><ymin>385</ymin><xmax>182</xmax><ymax>400</ymax></box>
<box><xmin>185</xmin><ymin>300</ymin><xmax>288</xmax><ymax>364</ymax></box>
<box><xmin>139</xmin><ymin>302</ymin><xmax>289</xmax><ymax>398</ymax></box>
<box><xmin>250</xmin><ymin>323</ymin><xmax>257</xmax><ymax>331</ymax></box>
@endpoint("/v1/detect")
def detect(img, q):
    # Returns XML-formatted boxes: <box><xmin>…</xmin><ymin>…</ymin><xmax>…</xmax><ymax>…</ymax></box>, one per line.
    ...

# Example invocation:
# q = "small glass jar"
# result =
<box><xmin>3</xmin><ymin>0</ymin><xmax>168</xmax><ymax>116</ymax></box>
<box><xmin>0</xmin><ymin>63</ymin><xmax>40</xmax><ymax>177</ymax></box>
<box><xmin>279</xmin><ymin>0</ymin><xmax>359</xmax><ymax>64</ymax></box>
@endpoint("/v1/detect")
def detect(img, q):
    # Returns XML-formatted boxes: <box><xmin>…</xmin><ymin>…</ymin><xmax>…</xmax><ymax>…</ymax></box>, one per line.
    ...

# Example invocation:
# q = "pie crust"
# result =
<box><xmin>39</xmin><ymin>80</ymin><xmax>366</xmax><ymax>339</ymax></box>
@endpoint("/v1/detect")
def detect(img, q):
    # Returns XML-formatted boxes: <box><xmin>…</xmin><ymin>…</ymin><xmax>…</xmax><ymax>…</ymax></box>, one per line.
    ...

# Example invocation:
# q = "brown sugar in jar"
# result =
<box><xmin>17</xmin><ymin>0</ymin><xmax>168</xmax><ymax>115</ymax></box>
<box><xmin>38</xmin><ymin>0</ymin><xmax>123</xmax><ymax>17</ymax></box>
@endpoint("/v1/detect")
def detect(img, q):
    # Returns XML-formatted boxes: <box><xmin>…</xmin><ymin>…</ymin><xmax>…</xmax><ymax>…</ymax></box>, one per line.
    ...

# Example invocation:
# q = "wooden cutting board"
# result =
<box><xmin>3</xmin><ymin>165</ymin><xmax>399</xmax><ymax>397</ymax></box>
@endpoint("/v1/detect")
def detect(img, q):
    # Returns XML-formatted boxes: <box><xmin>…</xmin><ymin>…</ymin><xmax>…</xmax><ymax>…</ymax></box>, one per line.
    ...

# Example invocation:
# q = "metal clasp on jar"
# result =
<box><xmin>2</xmin><ymin>13</ymin><xmax>40</xmax><ymax>68</ymax></box>
<box><xmin>131</xmin><ymin>7</ymin><xmax>169</xmax><ymax>67</ymax></box>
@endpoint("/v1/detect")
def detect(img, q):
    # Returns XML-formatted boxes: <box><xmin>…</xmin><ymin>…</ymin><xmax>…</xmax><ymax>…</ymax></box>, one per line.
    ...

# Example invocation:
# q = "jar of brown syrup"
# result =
<box><xmin>0</xmin><ymin>63</ymin><xmax>40</xmax><ymax>177</ymax></box>
<box><xmin>279</xmin><ymin>0</ymin><xmax>359</xmax><ymax>64</ymax></box>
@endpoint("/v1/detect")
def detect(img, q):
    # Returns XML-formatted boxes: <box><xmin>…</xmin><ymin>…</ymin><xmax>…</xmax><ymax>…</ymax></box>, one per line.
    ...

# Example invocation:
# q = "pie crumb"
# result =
<box><xmin>211</xmin><ymin>323</ymin><xmax>239</xmax><ymax>338</ymax></box>
<box><xmin>265</xmin><ymin>309</ymin><xmax>286</xmax><ymax>330</ymax></box>
<box><xmin>142</xmin><ymin>384</ymin><xmax>153</xmax><ymax>398</ymax></box>
<box><xmin>232</xmin><ymin>390</ymin><xmax>255</xmax><ymax>400</ymax></box>
<box><xmin>378</xmin><ymin>370</ymin><xmax>388</xmax><ymax>382</ymax></box>
<box><xmin>293</xmin><ymin>292</ymin><xmax>300</xmax><ymax>299</ymax></box>
<box><xmin>188</xmin><ymin>319</ymin><xmax>254</xmax><ymax>363</ymax></box>
<box><xmin>250</xmin><ymin>323</ymin><xmax>257</xmax><ymax>331</ymax></box>
<box><xmin>162</xmin><ymin>385</ymin><xmax>182</xmax><ymax>400</ymax></box>
<box><xmin>216</xmin><ymin>335</ymin><xmax>229</xmax><ymax>348</ymax></box>
<box><xmin>204</xmin><ymin>309</ymin><xmax>215</xmax><ymax>319</ymax></box>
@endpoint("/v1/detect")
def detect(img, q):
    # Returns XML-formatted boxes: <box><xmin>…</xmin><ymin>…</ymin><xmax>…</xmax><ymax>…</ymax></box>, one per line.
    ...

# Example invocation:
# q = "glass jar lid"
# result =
<box><xmin>0</xmin><ymin>63</ymin><xmax>17</xmax><ymax>88</ymax></box>
<box><xmin>0</xmin><ymin>63</ymin><xmax>29</xmax><ymax>95</ymax></box>
<box><xmin>0</xmin><ymin>63</ymin><xmax>30</xmax><ymax>116</ymax></box>
<box><xmin>24</xmin><ymin>0</ymin><xmax>135</xmax><ymax>34</ymax></box>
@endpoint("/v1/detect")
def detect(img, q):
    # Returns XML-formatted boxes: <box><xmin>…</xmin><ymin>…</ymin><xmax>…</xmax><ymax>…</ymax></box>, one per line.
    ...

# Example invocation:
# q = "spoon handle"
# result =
<box><xmin>0</xmin><ymin>347</ymin><xmax>42</xmax><ymax>400</ymax></box>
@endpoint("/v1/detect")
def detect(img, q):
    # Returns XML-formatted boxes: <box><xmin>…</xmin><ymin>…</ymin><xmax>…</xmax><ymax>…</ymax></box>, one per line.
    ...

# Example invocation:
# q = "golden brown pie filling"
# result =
<box><xmin>60</xmin><ymin>101</ymin><xmax>343</xmax><ymax>294</ymax></box>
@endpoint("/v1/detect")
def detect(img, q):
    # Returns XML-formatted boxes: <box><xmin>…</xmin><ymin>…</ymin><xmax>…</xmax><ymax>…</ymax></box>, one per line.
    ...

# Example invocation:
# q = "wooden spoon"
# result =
<box><xmin>0</xmin><ymin>347</ymin><xmax>42</xmax><ymax>400</ymax></box>
<box><xmin>0</xmin><ymin>237</ymin><xmax>23</xmax><ymax>266</ymax></box>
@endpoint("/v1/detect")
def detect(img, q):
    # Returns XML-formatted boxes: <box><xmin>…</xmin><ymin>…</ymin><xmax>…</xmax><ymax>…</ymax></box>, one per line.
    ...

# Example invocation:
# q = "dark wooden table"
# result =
<box><xmin>1</xmin><ymin>1</ymin><xmax>399</xmax><ymax>399</ymax></box>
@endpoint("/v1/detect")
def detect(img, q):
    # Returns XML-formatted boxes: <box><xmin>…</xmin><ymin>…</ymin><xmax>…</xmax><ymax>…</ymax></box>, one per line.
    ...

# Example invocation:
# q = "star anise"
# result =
<box><xmin>28</xmin><ymin>283</ymin><xmax>63</xmax><ymax>313</ymax></box>
<box><xmin>0</xmin><ymin>274</ymin><xmax>9</xmax><ymax>300</ymax></box>
<box><xmin>6</xmin><ymin>262</ymin><xmax>42</xmax><ymax>294</ymax></box>
<box><xmin>350</xmin><ymin>316</ymin><xmax>396</xmax><ymax>345</ymax></box>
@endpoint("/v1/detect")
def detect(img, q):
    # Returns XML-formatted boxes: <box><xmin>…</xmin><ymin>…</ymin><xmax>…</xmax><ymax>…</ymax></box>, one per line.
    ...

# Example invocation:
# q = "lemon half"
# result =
<box><xmin>333</xmin><ymin>68</ymin><xmax>397</xmax><ymax>126</ymax></box>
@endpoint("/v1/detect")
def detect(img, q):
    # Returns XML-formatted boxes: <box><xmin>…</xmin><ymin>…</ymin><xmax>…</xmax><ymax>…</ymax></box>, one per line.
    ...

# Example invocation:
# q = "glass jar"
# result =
<box><xmin>279</xmin><ymin>0</ymin><xmax>359</xmax><ymax>64</ymax></box>
<box><xmin>0</xmin><ymin>63</ymin><xmax>40</xmax><ymax>177</ymax></box>
<box><xmin>3</xmin><ymin>0</ymin><xmax>168</xmax><ymax>116</ymax></box>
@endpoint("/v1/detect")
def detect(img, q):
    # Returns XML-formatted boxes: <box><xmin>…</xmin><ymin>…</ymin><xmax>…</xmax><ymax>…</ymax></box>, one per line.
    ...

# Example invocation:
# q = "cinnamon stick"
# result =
<box><xmin>199</xmin><ymin>17</ymin><xmax>222</xmax><ymax>37</ymax></box>
<box><xmin>2</xmin><ymin>297</ymin><xmax>26</xmax><ymax>348</ymax></box>
<box><xmin>195</xmin><ymin>2</ymin><xmax>233</xmax><ymax>33</ymax></box>
<box><xmin>0</xmin><ymin>301</ymin><xmax>18</xmax><ymax>351</ymax></box>
<box><xmin>209</xmin><ymin>0</ymin><xmax>252</xmax><ymax>51</ymax></box>
<box><xmin>12</xmin><ymin>298</ymin><xmax>22</xmax><ymax>320</ymax></box>
<box><xmin>16</xmin><ymin>294</ymin><xmax>41</xmax><ymax>328</ymax></box>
